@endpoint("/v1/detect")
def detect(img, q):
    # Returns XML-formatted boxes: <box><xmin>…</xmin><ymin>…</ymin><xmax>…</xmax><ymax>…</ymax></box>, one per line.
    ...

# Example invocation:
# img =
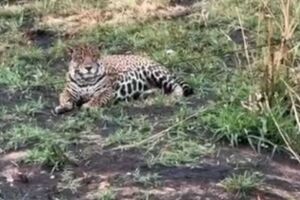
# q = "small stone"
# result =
<box><xmin>166</xmin><ymin>49</ymin><xmax>175</xmax><ymax>55</ymax></box>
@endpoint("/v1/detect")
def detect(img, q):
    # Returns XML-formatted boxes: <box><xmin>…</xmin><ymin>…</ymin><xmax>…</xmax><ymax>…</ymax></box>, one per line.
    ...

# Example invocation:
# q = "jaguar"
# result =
<box><xmin>54</xmin><ymin>45</ymin><xmax>193</xmax><ymax>114</ymax></box>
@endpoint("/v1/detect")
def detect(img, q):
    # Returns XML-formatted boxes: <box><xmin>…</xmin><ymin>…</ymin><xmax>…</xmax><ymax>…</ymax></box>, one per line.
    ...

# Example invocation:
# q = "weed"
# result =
<box><xmin>154</xmin><ymin>139</ymin><xmax>214</xmax><ymax>166</ymax></box>
<box><xmin>219</xmin><ymin>171</ymin><xmax>264</xmax><ymax>197</ymax></box>
<box><xmin>1</xmin><ymin>125</ymin><xmax>47</xmax><ymax>151</ymax></box>
<box><xmin>57</xmin><ymin>169</ymin><xmax>83</xmax><ymax>193</ymax></box>
<box><xmin>0</xmin><ymin>51</ymin><xmax>54</xmax><ymax>89</ymax></box>
<box><xmin>1</xmin><ymin>124</ymin><xmax>78</xmax><ymax>168</ymax></box>
<box><xmin>26</xmin><ymin>137</ymin><xmax>76</xmax><ymax>168</ymax></box>
<box><xmin>203</xmin><ymin>104</ymin><xmax>261</xmax><ymax>146</ymax></box>
<box><xmin>127</xmin><ymin>168</ymin><xmax>161</xmax><ymax>187</ymax></box>
<box><xmin>106</xmin><ymin>117</ymin><xmax>151</xmax><ymax>147</ymax></box>
<box><xmin>97</xmin><ymin>189</ymin><xmax>117</xmax><ymax>200</ymax></box>
<box><xmin>57</xmin><ymin>114</ymin><xmax>96</xmax><ymax>133</ymax></box>
<box><xmin>14</xmin><ymin>97</ymin><xmax>45</xmax><ymax>116</ymax></box>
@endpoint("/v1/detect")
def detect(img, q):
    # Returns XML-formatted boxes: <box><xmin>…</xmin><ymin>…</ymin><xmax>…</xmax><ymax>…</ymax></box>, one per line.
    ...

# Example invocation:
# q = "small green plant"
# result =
<box><xmin>1</xmin><ymin>124</ymin><xmax>77</xmax><ymax>168</ymax></box>
<box><xmin>220</xmin><ymin>171</ymin><xmax>264</xmax><ymax>197</ymax></box>
<box><xmin>98</xmin><ymin>189</ymin><xmax>117</xmax><ymax>200</ymax></box>
<box><xmin>155</xmin><ymin>140</ymin><xmax>214</xmax><ymax>166</ymax></box>
<box><xmin>26</xmin><ymin>141</ymin><xmax>75</xmax><ymax>168</ymax></box>
<box><xmin>57</xmin><ymin>169</ymin><xmax>83</xmax><ymax>193</ymax></box>
<box><xmin>131</xmin><ymin>168</ymin><xmax>161</xmax><ymax>187</ymax></box>
<box><xmin>105</xmin><ymin>117</ymin><xmax>151</xmax><ymax>147</ymax></box>
<box><xmin>2</xmin><ymin>125</ymin><xmax>46</xmax><ymax>151</ymax></box>
<box><xmin>14</xmin><ymin>98</ymin><xmax>45</xmax><ymax>116</ymax></box>
<box><xmin>27</xmin><ymin>129</ymin><xmax>78</xmax><ymax>168</ymax></box>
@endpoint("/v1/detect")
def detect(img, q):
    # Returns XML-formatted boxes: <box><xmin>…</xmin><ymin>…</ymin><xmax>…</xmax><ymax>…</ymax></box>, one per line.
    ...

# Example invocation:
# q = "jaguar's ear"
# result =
<box><xmin>66</xmin><ymin>46</ymin><xmax>74</xmax><ymax>57</ymax></box>
<box><xmin>98</xmin><ymin>43</ymin><xmax>104</xmax><ymax>50</ymax></box>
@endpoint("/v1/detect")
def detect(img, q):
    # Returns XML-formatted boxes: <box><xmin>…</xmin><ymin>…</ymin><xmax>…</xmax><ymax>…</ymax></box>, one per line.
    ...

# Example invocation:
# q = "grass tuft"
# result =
<box><xmin>219</xmin><ymin>171</ymin><xmax>264</xmax><ymax>197</ymax></box>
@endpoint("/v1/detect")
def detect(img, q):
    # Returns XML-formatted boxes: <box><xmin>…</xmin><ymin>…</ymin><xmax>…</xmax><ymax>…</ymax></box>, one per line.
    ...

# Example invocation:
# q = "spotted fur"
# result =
<box><xmin>54</xmin><ymin>45</ymin><xmax>193</xmax><ymax>114</ymax></box>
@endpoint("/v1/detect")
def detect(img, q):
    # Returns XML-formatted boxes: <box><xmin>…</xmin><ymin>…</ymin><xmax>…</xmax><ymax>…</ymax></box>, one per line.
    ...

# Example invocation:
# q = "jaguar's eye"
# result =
<box><xmin>76</xmin><ymin>57</ymin><xmax>83</xmax><ymax>62</ymax></box>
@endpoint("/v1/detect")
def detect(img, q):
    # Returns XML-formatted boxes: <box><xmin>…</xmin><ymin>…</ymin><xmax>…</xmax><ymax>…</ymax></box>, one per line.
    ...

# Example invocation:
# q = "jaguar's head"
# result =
<box><xmin>67</xmin><ymin>45</ymin><xmax>104</xmax><ymax>80</ymax></box>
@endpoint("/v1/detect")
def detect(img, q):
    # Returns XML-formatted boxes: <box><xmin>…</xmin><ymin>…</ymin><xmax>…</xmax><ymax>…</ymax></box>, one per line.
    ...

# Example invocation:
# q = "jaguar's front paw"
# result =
<box><xmin>54</xmin><ymin>105</ymin><xmax>71</xmax><ymax>115</ymax></box>
<box><xmin>81</xmin><ymin>102</ymin><xmax>93</xmax><ymax>110</ymax></box>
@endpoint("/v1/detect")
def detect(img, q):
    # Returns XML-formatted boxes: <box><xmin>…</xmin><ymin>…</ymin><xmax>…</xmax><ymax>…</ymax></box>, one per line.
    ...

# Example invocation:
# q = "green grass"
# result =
<box><xmin>202</xmin><ymin>71</ymin><xmax>300</xmax><ymax>151</ymax></box>
<box><xmin>14</xmin><ymin>98</ymin><xmax>46</xmax><ymax>116</ymax></box>
<box><xmin>0</xmin><ymin>124</ymin><xmax>78</xmax><ymax>168</ymax></box>
<box><xmin>0</xmin><ymin>0</ymin><xmax>299</xmax><ymax>199</ymax></box>
<box><xmin>0</xmin><ymin>0</ymin><xmax>298</xmax><ymax>166</ymax></box>
<box><xmin>0</xmin><ymin>45</ymin><xmax>61</xmax><ymax>89</ymax></box>
<box><xmin>106</xmin><ymin>116</ymin><xmax>151</xmax><ymax>146</ymax></box>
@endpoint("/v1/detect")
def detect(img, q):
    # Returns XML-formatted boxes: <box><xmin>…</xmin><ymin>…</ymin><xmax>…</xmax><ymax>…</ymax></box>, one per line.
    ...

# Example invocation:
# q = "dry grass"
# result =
<box><xmin>38</xmin><ymin>0</ymin><xmax>193</xmax><ymax>34</ymax></box>
<box><xmin>0</xmin><ymin>0</ymin><xmax>197</xmax><ymax>34</ymax></box>
<box><xmin>261</xmin><ymin>0</ymin><xmax>297</xmax><ymax>101</ymax></box>
<box><xmin>242</xmin><ymin>0</ymin><xmax>300</xmax><ymax>162</ymax></box>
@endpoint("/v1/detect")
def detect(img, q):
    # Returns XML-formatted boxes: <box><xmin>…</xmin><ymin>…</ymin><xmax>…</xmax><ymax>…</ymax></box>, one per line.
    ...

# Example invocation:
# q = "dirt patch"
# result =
<box><xmin>23</xmin><ymin>28</ymin><xmax>57</xmax><ymax>49</ymax></box>
<box><xmin>0</xmin><ymin>150</ymin><xmax>143</xmax><ymax>200</ymax></box>
<box><xmin>156</xmin><ymin>164</ymin><xmax>231</xmax><ymax>183</ymax></box>
<box><xmin>0</xmin><ymin>151</ymin><xmax>28</xmax><ymax>162</ymax></box>
<box><xmin>222</xmin><ymin>27</ymin><xmax>258</xmax><ymax>68</ymax></box>
<box><xmin>215</xmin><ymin>146</ymin><xmax>300</xmax><ymax>199</ymax></box>
<box><xmin>1</xmin><ymin>143</ymin><xmax>300</xmax><ymax>199</ymax></box>
<box><xmin>0</xmin><ymin>165</ymin><xmax>60</xmax><ymax>200</ymax></box>
<box><xmin>228</xmin><ymin>27</ymin><xmax>254</xmax><ymax>45</ymax></box>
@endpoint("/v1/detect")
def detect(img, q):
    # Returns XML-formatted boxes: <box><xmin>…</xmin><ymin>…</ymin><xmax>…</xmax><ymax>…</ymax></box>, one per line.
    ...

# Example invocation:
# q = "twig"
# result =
<box><xmin>281</xmin><ymin>79</ymin><xmax>300</xmax><ymax>133</ymax></box>
<box><xmin>288</xmin><ymin>91</ymin><xmax>300</xmax><ymax>132</ymax></box>
<box><xmin>282</xmin><ymin>79</ymin><xmax>300</xmax><ymax>102</ymax></box>
<box><xmin>236</xmin><ymin>7</ymin><xmax>251</xmax><ymax>68</ymax></box>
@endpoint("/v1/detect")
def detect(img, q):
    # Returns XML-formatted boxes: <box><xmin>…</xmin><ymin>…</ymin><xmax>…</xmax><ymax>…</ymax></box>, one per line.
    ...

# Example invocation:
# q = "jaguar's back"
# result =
<box><xmin>98</xmin><ymin>54</ymin><xmax>158</xmax><ymax>73</ymax></box>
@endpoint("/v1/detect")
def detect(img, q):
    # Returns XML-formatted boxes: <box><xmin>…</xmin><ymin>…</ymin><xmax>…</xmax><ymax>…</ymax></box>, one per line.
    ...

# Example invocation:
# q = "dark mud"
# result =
<box><xmin>23</xmin><ymin>28</ymin><xmax>57</xmax><ymax>49</ymax></box>
<box><xmin>1</xmin><ymin>144</ymin><xmax>300</xmax><ymax>200</ymax></box>
<box><xmin>223</xmin><ymin>27</ymin><xmax>257</xmax><ymax>68</ymax></box>
<box><xmin>228</xmin><ymin>27</ymin><xmax>254</xmax><ymax>46</ymax></box>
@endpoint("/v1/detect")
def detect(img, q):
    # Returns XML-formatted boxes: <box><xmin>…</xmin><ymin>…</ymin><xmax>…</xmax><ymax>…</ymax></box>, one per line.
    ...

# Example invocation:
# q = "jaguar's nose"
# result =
<box><xmin>85</xmin><ymin>66</ymin><xmax>92</xmax><ymax>71</ymax></box>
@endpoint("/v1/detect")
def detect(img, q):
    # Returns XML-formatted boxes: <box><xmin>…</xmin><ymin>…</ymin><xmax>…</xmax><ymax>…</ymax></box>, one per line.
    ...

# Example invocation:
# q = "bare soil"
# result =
<box><xmin>1</xmin><ymin>144</ymin><xmax>300</xmax><ymax>200</ymax></box>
